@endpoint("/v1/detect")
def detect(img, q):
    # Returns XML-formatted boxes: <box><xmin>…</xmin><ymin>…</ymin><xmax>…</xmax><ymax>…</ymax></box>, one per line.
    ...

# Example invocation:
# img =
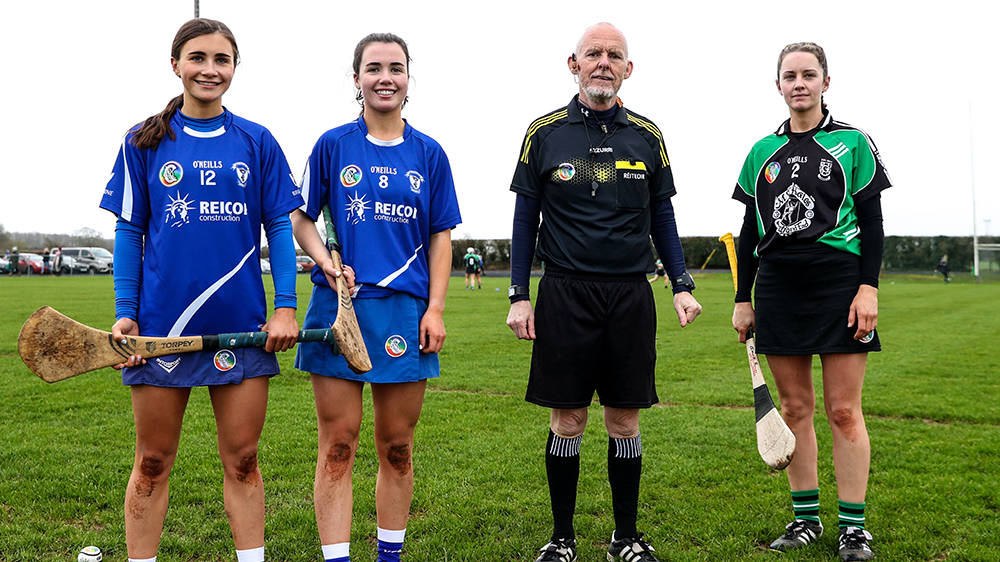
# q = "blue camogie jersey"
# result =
<box><xmin>300</xmin><ymin>118</ymin><xmax>462</xmax><ymax>300</ymax></box>
<box><xmin>100</xmin><ymin>109</ymin><xmax>303</xmax><ymax>337</ymax></box>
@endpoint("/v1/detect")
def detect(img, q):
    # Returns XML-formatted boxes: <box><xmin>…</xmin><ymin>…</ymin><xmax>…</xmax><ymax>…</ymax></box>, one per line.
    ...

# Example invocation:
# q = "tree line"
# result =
<box><xmin>1</xmin><ymin>225</ymin><xmax>112</xmax><ymax>254</ymax></box>
<box><xmin>6</xmin><ymin>225</ymin><xmax>994</xmax><ymax>275</ymax></box>
<box><xmin>452</xmin><ymin>236</ymin><xmax>1000</xmax><ymax>274</ymax></box>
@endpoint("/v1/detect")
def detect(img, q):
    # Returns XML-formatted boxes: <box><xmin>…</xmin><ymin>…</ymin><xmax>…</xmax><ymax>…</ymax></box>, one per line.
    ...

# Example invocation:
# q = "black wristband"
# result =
<box><xmin>670</xmin><ymin>271</ymin><xmax>696</xmax><ymax>292</ymax></box>
<box><xmin>508</xmin><ymin>285</ymin><xmax>529</xmax><ymax>302</ymax></box>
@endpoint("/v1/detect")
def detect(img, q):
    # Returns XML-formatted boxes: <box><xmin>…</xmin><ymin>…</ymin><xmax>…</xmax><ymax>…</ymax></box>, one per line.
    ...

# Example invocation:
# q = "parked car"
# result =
<box><xmin>260</xmin><ymin>258</ymin><xmax>272</xmax><ymax>274</ymax></box>
<box><xmin>54</xmin><ymin>254</ymin><xmax>89</xmax><ymax>275</ymax></box>
<box><xmin>60</xmin><ymin>247</ymin><xmax>113</xmax><ymax>274</ymax></box>
<box><xmin>18</xmin><ymin>253</ymin><xmax>45</xmax><ymax>275</ymax></box>
<box><xmin>296</xmin><ymin>255</ymin><xmax>316</xmax><ymax>273</ymax></box>
<box><xmin>0</xmin><ymin>256</ymin><xmax>8</xmax><ymax>271</ymax></box>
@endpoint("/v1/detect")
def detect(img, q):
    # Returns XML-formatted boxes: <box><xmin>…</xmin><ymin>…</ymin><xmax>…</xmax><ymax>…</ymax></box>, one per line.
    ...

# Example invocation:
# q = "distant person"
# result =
<box><xmin>53</xmin><ymin>247</ymin><xmax>63</xmax><ymax>275</ymax></box>
<box><xmin>464</xmin><ymin>246</ymin><xmax>479</xmax><ymax>290</ymax></box>
<box><xmin>475</xmin><ymin>249</ymin><xmax>484</xmax><ymax>289</ymax></box>
<box><xmin>99</xmin><ymin>18</ymin><xmax>301</xmax><ymax>562</ymax></box>
<box><xmin>647</xmin><ymin>259</ymin><xmax>668</xmax><ymax>288</ymax></box>
<box><xmin>9</xmin><ymin>247</ymin><xmax>20</xmax><ymax>276</ymax></box>
<box><xmin>290</xmin><ymin>32</ymin><xmax>461</xmax><ymax>562</ymax></box>
<box><xmin>935</xmin><ymin>255</ymin><xmax>951</xmax><ymax>284</ymax></box>
<box><xmin>506</xmin><ymin>22</ymin><xmax>700</xmax><ymax>562</ymax></box>
<box><xmin>42</xmin><ymin>248</ymin><xmax>51</xmax><ymax>275</ymax></box>
<box><xmin>731</xmin><ymin>42</ymin><xmax>890</xmax><ymax>562</ymax></box>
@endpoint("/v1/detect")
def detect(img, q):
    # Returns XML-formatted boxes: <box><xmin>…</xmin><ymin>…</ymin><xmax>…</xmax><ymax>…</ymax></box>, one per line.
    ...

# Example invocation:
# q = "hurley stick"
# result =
<box><xmin>321</xmin><ymin>204</ymin><xmax>372</xmax><ymax>374</ymax></box>
<box><xmin>19</xmin><ymin>306</ymin><xmax>339</xmax><ymax>383</ymax></box>
<box><xmin>719</xmin><ymin>233</ymin><xmax>796</xmax><ymax>470</ymax></box>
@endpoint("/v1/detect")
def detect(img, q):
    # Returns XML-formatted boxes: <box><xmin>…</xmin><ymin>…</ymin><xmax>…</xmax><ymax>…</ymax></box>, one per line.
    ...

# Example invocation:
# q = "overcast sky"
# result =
<box><xmin>2</xmin><ymin>0</ymin><xmax>997</xmax><ymax>242</ymax></box>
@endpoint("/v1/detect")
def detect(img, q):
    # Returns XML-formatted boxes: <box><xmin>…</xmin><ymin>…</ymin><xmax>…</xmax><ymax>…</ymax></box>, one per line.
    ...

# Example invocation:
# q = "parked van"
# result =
<box><xmin>61</xmin><ymin>247</ymin><xmax>113</xmax><ymax>274</ymax></box>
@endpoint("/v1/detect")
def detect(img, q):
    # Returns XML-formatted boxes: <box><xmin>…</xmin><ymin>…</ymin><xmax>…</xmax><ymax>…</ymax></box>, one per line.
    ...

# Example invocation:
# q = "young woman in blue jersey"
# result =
<box><xmin>100</xmin><ymin>19</ymin><xmax>302</xmax><ymax>562</ymax></box>
<box><xmin>731</xmin><ymin>42</ymin><xmax>889</xmax><ymax>562</ymax></box>
<box><xmin>290</xmin><ymin>33</ymin><xmax>461</xmax><ymax>562</ymax></box>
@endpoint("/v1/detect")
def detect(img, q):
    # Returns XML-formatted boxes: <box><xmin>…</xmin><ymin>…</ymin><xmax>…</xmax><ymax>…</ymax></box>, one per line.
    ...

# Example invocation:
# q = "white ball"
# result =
<box><xmin>78</xmin><ymin>546</ymin><xmax>102</xmax><ymax>562</ymax></box>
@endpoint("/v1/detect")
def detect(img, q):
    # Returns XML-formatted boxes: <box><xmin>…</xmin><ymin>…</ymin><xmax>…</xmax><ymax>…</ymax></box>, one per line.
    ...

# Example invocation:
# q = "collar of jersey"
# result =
<box><xmin>356</xmin><ymin>117</ymin><xmax>411</xmax><ymax>147</ymax></box>
<box><xmin>175</xmin><ymin>108</ymin><xmax>232</xmax><ymax>138</ymax></box>
<box><xmin>567</xmin><ymin>94</ymin><xmax>629</xmax><ymax>126</ymax></box>
<box><xmin>774</xmin><ymin>108</ymin><xmax>832</xmax><ymax>137</ymax></box>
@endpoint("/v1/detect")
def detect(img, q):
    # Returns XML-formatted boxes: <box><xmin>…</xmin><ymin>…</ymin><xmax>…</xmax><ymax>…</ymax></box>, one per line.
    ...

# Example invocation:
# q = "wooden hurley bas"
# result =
<box><xmin>18</xmin><ymin>306</ymin><xmax>370</xmax><ymax>383</ymax></box>
<box><xmin>719</xmin><ymin>233</ymin><xmax>797</xmax><ymax>470</ymax></box>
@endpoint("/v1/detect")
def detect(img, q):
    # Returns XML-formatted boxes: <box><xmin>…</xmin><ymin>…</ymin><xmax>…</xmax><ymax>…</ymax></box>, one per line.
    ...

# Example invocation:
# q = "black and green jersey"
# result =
<box><xmin>733</xmin><ymin>112</ymin><xmax>891</xmax><ymax>257</ymax></box>
<box><xmin>511</xmin><ymin>95</ymin><xmax>675</xmax><ymax>275</ymax></box>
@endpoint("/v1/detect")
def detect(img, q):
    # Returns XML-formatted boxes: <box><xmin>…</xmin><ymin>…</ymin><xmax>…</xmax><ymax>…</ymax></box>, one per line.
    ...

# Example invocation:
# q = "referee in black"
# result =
<box><xmin>505</xmin><ymin>22</ymin><xmax>701</xmax><ymax>562</ymax></box>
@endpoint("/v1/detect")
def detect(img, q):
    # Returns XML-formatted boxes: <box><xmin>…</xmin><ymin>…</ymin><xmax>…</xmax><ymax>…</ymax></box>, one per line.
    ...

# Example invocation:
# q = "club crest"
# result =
<box><xmin>772</xmin><ymin>183</ymin><xmax>815</xmax><ymax>237</ymax></box>
<box><xmin>818</xmin><ymin>158</ymin><xmax>833</xmax><ymax>182</ymax></box>
<box><xmin>232</xmin><ymin>162</ymin><xmax>250</xmax><ymax>187</ymax></box>
<box><xmin>405</xmin><ymin>170</ymin><xmax>424</xmax><ymax>194</ymax></box>
<box><xmin>860</xmin><ymin>331</ymin><xmax>874</xmax><ymax>344</ymax></box>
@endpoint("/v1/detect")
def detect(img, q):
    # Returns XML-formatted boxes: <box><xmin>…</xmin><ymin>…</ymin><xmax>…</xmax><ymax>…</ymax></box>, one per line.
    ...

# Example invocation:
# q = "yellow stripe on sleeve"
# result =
<box><xmin>627</xmin><ymin>114</ymin><xmax>669</xmax><ymax>167</ymax></box>
<box><xmin>520</xmin><ymin>110</ymin><xmax>568</xmax><ymax>164</ymax></box>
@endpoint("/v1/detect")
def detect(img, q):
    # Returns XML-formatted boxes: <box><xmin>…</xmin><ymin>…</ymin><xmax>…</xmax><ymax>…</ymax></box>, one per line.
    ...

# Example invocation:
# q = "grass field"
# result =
<box><xmin>1</xmin><ymin>272</ymin><xmax>998</xmax><ymax>561</ymax></box>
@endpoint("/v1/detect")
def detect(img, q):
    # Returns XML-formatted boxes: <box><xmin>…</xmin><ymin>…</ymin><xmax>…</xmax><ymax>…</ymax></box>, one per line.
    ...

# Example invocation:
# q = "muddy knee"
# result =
<box><xmin>829</xmin><ymin>407</ymin><xmax>861</xmax><ymax>439</ymax></box>
<box><xmin>385</xmin><ymin>443</ymin><xmax>411</xmax><ymax>476</ymax></box>
<box><xmin>323</xmin><ymin>442</ymin><xmax>355</xmax><ymax>481</ymax></box>
<box><xmin>134</xmin><ymin>454</ymin><xmax>169</xmax><ymax>498</ymax></box>
<box><xmin>234</xmin><ymin>450</ymin><xmax>260</xmax><ymax>484</ymax></box>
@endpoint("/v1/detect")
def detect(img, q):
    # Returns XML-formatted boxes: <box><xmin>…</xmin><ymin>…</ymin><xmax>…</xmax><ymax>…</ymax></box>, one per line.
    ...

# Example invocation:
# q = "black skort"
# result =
<box><xmin>755</xmin><ymin>245</ymin><xmax>880</xmax><ymax>355</ymax></box>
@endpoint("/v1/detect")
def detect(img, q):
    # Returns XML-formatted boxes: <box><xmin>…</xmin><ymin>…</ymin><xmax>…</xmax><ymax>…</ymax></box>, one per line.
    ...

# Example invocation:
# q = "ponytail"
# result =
<box><xmin>130</xmin><ymin>94</ymin><xmax>184</xmax><ymax>150</ymax></box>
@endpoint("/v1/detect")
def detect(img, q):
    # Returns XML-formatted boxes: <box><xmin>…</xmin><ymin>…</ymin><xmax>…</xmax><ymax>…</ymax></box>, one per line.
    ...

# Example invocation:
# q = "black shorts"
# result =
<box><xmin>465</xmin><ymin>265</ymin><xmax>477</xmax><ymax>274</ymax></box>
<box><xmin>755</xmin><ymin>245</ymin><xmax>881</xmax><ymax>355</ymax></box>
<box><xmin>527</xmin><ymin>269</ymin><xmax>658</xmax><ymax>409</ymax></box>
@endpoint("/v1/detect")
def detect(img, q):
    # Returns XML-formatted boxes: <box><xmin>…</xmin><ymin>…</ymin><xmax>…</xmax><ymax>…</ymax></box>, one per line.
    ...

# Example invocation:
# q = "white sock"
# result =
<box><xmin>236</xmin><ymin>546</ymin><xmax>265</xmax><ymax>562</ymax></box>
<box><xmin>322</xmin><ymin>542</ymin><xmax>350</xmax><ymax>560</ymax></box>
<box><xmin>129</xmin><ymin>558</ymin><xmax>157</xmax><ymax>562</ymax></box>
<box><xmin>377</xmin><ymin>527</ymin><xmax>407</xmax><ymax>543</ymax></box>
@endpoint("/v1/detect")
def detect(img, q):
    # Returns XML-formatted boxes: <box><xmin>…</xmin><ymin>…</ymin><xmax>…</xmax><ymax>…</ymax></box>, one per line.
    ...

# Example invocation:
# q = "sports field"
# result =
<box><xmin>1</xmin><ymin>273</ymin><xmax>998</xmax><ymax>561</ymax></box>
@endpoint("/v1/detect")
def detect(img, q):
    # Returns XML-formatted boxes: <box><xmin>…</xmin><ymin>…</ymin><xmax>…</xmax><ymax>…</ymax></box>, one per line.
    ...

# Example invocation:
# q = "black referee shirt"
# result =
<box><xmin>511</xmin><ymin>96</ymin><xmax>675</xmax><ymax>275</ymax></box>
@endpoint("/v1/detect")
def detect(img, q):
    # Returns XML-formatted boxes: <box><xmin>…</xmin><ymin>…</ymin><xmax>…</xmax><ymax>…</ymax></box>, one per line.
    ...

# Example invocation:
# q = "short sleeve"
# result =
<box><xmin>510</xmin><ymin>127</ymin><xmax>542</xmax><ymax>199</ymax></box>
<box><xmin>100</xmin><ymin>133</ymin><xmax>151</xmax><ymax>229</ymax></box>
<box><xmin>299</xmin><ymin>136</ymin><xmax>330</xmax><ymax>221</ymax></box>
<box><xmin>733</xmin><ymin>149</ymin><xmax>757</xmax><ymax>207</ymax></box>
<box><xmin>852</xmin><ymin>132</ymin><xmax>892</xmax><ymax>203</ymax></box>
<box><xmin>427</xmin><ymin>143</ymin><xmax>462</xmax><ymax>234</ymax></box>
<box><xmin>258</xmin><ymin>129</ymin><xmax>303</xmax><ymax>222</ymax></box>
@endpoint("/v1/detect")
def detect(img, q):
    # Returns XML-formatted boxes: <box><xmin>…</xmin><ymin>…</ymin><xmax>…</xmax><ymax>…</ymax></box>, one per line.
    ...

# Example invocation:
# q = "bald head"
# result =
<box><xmin>569</xmin><ymin>22</ymin><xmax>632</xmax><ymax>110</ymax></box>
<box><xmin>575</xmin><ymin>23</ymin><xmax>628</xmax><ymax>59</ymax></box>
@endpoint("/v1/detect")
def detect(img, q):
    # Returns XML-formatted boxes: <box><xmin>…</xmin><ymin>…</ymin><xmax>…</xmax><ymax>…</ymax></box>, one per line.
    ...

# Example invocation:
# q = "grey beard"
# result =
<box><xmin>582</xmin><ymin>84</ymin><xmax>617</xmax><ymax>105</ymax></box>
